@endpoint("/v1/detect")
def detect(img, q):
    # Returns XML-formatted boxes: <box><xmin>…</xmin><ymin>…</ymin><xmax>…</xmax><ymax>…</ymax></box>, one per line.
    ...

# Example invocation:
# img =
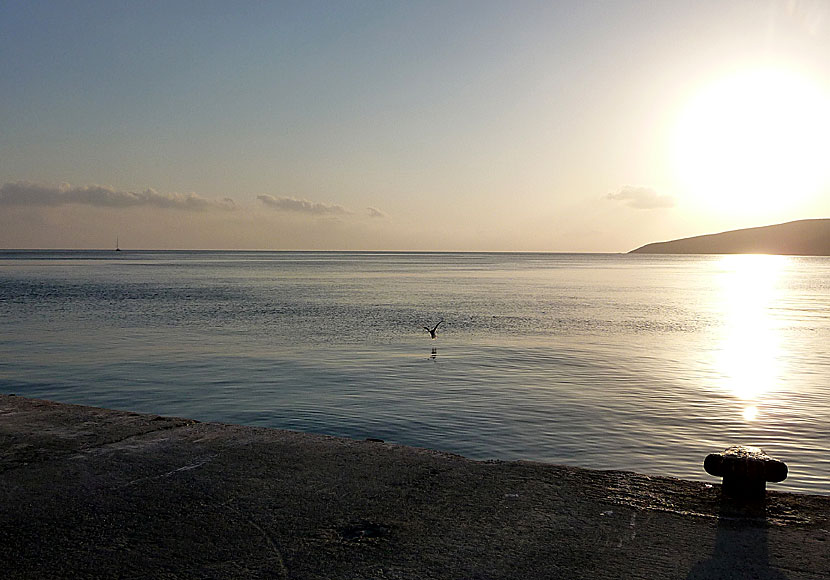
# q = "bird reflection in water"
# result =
<box><xmin>430</xmin><ymin>347</ymin><xmax>437</xmax><ymax>361</ymax></box>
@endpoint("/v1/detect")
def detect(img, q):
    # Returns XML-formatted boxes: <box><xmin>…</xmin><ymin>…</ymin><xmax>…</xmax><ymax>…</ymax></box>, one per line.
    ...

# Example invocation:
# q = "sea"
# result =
<box><xmin>2</xmin><ymin>250</ymin><xmax>829</xmax><ymax>495</ymax></box>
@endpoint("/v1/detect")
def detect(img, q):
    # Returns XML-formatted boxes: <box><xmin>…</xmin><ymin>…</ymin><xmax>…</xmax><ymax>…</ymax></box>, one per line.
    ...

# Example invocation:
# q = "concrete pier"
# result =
<box><xmin>2</xmin><ymin>394</ymin><xmax>829</xmax><ymax>579</ymax></box>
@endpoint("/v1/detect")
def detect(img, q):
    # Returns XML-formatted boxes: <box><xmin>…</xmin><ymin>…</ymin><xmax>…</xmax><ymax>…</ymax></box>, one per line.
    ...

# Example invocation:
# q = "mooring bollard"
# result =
<box><xmin>704</xmin><ymin>445</ymin><xmax>787</xmax><ymax>499</ymax></box>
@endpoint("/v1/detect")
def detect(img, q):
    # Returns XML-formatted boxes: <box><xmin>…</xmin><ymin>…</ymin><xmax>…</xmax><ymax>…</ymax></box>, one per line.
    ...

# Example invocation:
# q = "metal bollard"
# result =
<box><xmin>704</xmin><ymin>445</ymin><xmax>787</xmax><ymax>499</ymax></box>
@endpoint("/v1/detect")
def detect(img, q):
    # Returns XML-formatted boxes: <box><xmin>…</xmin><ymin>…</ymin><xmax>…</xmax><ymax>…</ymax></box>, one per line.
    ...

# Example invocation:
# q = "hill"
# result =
<box><xmin>629</xmin><ymin>219</ymin><xmax>830</xmax><ymax>255</ymax></box>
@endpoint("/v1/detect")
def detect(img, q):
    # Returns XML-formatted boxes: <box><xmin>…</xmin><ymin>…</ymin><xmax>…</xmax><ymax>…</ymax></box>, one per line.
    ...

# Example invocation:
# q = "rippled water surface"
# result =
<box><xmin>2</xmin><ymin>250</ymin><xmax>829</xmax><ymax>494</ymax></box>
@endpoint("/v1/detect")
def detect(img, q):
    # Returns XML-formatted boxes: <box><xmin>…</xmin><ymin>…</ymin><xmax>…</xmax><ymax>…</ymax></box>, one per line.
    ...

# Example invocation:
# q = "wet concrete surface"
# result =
<box><xmin>1</xmin><ymin>394</ymin><xmax>829</xmax><ymax>579</ymax></box>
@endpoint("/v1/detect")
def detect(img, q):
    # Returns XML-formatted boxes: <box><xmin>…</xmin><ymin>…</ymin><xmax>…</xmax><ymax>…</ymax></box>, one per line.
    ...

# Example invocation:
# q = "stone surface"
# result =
<box><xmin>2</xmin><ymin>395</ymin><xmax>830</xmax><ymax>579</ymax></box>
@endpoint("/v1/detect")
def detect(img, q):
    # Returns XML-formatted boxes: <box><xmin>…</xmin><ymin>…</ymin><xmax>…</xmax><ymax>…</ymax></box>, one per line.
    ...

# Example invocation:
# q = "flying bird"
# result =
<box><xmin>424</xmin><ymin>320</ymin><xmax>443</xmax><ymax>339</ymax></box>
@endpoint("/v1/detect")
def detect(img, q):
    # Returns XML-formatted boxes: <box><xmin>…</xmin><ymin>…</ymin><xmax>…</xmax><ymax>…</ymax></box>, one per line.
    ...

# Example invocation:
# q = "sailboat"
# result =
<box><xmin>115</xmin><ymin>236</ymin><xmax>121</xmax><ymax>252</ymax></box>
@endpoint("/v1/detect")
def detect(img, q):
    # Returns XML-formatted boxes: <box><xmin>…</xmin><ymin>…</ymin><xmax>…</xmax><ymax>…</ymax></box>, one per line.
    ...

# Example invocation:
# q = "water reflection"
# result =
<box><xmin>714</xmin><ymin>255</ymin><xmax>789</xmax><ymax>420</ymax></box>
<box><xmin>742</xmin><ymin>405</ymin><xmax>759</xmax><ymax>422</ymax></box>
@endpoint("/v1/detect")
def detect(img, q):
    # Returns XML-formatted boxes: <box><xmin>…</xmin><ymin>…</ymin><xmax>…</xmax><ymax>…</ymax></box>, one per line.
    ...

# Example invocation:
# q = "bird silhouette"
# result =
<box><xmin>424</xmin><ymin>320</ymin><xmax>443</xmax><ymax>339</ymax></box>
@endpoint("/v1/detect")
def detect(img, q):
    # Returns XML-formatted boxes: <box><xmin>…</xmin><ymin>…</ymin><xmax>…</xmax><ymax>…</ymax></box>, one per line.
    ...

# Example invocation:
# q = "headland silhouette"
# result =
<box><xmin>630</xmin><ymin>218</ymin><xmax>830</xmax><ymax>255</ymax></box>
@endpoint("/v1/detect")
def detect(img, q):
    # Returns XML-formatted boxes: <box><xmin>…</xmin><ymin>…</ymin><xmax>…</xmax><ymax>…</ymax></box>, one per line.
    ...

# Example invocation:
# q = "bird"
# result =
<box><xmin>424</xmin><ymin>320</ymin><xmax>443</xmax><ymax>339</ymax></box>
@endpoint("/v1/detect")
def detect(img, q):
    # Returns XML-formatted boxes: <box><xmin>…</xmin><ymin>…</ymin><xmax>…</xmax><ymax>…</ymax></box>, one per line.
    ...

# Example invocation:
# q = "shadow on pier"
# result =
<box><xmin>687</xmin><ymin>497</ymin><xmax>787</xmax><ymax>580</ymax></box>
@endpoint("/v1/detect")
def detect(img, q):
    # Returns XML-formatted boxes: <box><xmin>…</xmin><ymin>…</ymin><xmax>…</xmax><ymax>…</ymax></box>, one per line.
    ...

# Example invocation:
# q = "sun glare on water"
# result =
<box><xmin>713</xmin><ymin>254</ymin><xmax>790</xmax><ymax>421</ymax></box>
<box><xmin>673</xmin><ymin>68</ymin><xmax>830</xmax><ymax>215</ymax></box>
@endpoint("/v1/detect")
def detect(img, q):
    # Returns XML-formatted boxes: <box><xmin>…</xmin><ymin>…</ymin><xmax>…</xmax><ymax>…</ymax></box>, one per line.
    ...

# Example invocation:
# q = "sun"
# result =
<box><xmin>673</xmin><ymin>68</ymin><xmax>830</xmax><ymax>215</ymax></box>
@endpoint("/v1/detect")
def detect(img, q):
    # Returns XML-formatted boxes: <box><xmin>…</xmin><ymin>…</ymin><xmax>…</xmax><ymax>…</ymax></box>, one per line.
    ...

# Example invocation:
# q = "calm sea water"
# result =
<box><xmin>2</xmin><ymin>250</ymin><xmax>829</xmax><ymax>495</ymax></box>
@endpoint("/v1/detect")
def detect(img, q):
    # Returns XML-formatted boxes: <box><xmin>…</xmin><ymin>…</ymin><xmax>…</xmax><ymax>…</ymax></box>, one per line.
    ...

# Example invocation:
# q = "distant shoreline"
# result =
<box><xmin>631</xmin><ymin>218</ymin><xmax>830</xmax><ymax>256</ymax></box>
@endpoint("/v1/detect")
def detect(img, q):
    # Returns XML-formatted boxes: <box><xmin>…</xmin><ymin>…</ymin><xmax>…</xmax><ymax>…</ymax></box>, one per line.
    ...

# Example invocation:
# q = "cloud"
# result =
<box><xmin>366</xmin><ymin>207</ymin><xmax>386</xmax><ymax>218</ymax></box>
<box><xmin>0</xmin><ymin>181</ymin><xmax>235</xmax><ymax>210</ymax></box>
<box><xmin>257</xmin><ymin>194</ymin><xmax>349</xmax><ymax>215</ymax></box>
<box><xmin>606</xmin><ymin>186</ymin><xmax>675</xmax><ymax>209</ymax></box>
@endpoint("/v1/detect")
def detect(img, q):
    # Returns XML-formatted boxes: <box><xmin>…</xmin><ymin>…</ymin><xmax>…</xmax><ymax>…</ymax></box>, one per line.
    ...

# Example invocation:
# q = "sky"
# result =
<box><xmin>2</xmin><ymin>1</ymin><xmax>830</xmax><ymax>251</ymax></box>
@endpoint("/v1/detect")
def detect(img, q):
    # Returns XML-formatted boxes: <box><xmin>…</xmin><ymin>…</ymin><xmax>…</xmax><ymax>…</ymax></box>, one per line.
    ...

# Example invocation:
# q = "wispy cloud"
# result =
<box><xmin>606</xmin><ymin>186</ymin><xmax>675</xmax><ymax>209</ymax></box>
<box><xmin>257</xmin><ymin>194</ymin><xmax>349</xmax><ymax>215</ymax></box>
<box><xmin>0</xmin><ymin>182</ymin><xmax>236</xmax><ymax>210</ymax></box>
<box><xmin>366</xmin><ymin>207</ymin><xmax>386</xmax><ymax>218</ymax></box>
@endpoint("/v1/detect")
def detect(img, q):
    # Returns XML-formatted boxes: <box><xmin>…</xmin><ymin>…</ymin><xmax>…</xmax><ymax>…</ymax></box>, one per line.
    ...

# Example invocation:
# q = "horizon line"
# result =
<box><xmin>0</xmin><ymin>247</ymin><xmax>629</xmax><ymax>255</ymax></box>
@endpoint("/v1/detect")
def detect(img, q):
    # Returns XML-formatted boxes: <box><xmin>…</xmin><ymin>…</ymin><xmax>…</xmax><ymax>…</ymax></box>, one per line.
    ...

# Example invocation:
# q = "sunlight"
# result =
<box><xmin>713</xmin><ymin>255</ymin><xmax>789</xmax><ymax>416</ymax></box>
<box><xmin>673</xmin><ymin>68</ymin><xmax>830</xmax><ymax>215</ymax></box>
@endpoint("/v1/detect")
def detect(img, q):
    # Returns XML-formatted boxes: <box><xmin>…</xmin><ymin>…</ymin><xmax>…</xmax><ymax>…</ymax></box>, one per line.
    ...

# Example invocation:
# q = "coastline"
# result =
<box><xmin>2</xmin><ymin>394</ymin><xmax>829</xmax><ymax>579</ymax></box>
